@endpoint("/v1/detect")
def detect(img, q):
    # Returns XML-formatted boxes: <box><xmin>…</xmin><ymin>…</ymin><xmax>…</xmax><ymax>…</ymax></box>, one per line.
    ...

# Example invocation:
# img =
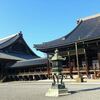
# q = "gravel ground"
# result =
<box><xmin>0</xmin><ymin>82</ymin><xmax>100</xmax><ymax>100</ymax></box>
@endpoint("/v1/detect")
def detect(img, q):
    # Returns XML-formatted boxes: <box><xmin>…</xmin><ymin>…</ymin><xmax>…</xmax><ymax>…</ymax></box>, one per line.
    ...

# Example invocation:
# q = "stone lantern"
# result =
<box><xmin>45</xmin><ymin>49</ymin><xmax>70</xmax><ymax>97</ymax></box>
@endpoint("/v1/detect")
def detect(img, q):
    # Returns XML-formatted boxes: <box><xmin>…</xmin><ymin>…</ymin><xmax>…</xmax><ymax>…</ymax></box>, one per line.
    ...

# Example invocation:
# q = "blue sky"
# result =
<box><xmin>0</xmin><ymin>0</ymin><xmax>100</xmax><ymax>57</ymax></box>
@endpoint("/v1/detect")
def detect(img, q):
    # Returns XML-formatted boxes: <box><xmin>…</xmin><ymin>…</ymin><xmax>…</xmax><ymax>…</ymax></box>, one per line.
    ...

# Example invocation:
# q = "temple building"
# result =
<box><xmin>1</xmin><ymin>14</ymin><xmax>100</xmax><ymax>82</ymax></box>
<box><xmin>0</xmin><ymin>32</ymin><xmax>48</xmax><ymax>82</ymax></box>
<box><xmin>34</xmin><ymin>14</ymin><xmax>100</xmax><ymax>79</ymax></box>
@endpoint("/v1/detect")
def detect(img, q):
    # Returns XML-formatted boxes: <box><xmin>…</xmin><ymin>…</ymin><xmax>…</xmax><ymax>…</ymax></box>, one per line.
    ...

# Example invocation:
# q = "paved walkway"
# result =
<box><xmin>0</xmin><ymin>81</ymin><xmax>100</xmax><ymax>100</ymax></box>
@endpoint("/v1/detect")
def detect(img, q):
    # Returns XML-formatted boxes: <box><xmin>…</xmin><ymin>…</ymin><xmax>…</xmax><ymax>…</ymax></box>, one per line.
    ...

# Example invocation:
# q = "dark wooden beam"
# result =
<box><xmin>75</xmin><ymin>42</ymin><xmax>80</xmax><ymax>77</ymax></box>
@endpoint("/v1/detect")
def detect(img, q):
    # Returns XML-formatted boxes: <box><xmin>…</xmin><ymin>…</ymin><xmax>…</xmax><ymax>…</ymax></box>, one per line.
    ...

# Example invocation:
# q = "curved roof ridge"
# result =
<box><xmin>0</xmin><ymin>32</ymin><xmax>21</xmax><ymax>44</ymax></box>
<box><xmin>38</xmin><ymin>21</ymin><xmax>82</xmax><ymax>46</ymax></box>
<box><xmin>34</xmin><ymin>21</ymin><xmax>82</xmax><ymax>48</ymax></box>
<box><xmin>64</xmin><ymin>21</ymin><xmax>82</xmax><ymax>39</ymax></box>
<box><xmin>0</xmin><ymin>34</ymin><xmax>16</xmax><ymax>41</ymax></box>
<box><xmin>79</xmin><ymin>13</ymin><xmax>100</xmax><ymax>21</ymax></box>
<box><xmin>0</xmin><ymin>32</ymin><xmax>22</xmax><ymax>49</ymax></box>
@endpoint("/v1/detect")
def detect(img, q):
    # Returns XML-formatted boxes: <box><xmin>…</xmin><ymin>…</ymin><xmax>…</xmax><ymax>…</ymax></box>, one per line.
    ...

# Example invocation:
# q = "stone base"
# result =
<box><xmin>75</xmin><ymin>76</ymin><xmax>84</xmax><ymax>83</ymax></box>
<box><xmin>45</xmin><ymin>84</ymin><xmax>70</xmax><ymax>97</ymax></box>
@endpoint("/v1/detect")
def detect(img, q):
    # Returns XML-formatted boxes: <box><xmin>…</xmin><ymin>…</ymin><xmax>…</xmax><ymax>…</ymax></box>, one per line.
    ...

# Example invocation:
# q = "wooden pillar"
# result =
<box><xmin>84</xmin><ymin>48</ymin><xmax>89</xmax><ymax>76</ymax></box>
<box><xmin>47</xmin><ymin>59</ymin><xmax>49</xmax><ymax>78</ymax></box>
<box><xmin>97</xmin><ymin>52</ymin><xmax>100</xmax><ymax>78</ymax></box>
<box><xmin>98</xmin><ymin>52</ymin><xmax>100</xmax><ymax>70</ymax></box>
<box><xmin>96</xmin><ymin>42</ymin><xmax>100</xmax><ymax>78</ymax></box>
<box><xmin>75</xmin><ymin>42</ymin><xmax>80</xmax><ymax>77</ymax></box>
<box><xmin>67</xmin><ymin>51</ymin><xmax>70</xmax><ymax>66</ymax></box>
<box><xmin>68</xmin><ymin>51</ymin><xmax>73</xmax><ymax>79</ymax></box>
<box><xmin>47</xmin><ymin>55</ymin><xmax>51</xmax><ymax>79</ymax></box>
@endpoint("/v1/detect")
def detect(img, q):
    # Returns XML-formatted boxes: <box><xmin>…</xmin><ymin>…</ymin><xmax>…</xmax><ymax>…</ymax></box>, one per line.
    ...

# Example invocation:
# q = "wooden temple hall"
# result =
<box><xmin>34</xmin><ymin>14</ymin><xmax>100</xmax><ymax>79</ymax></box>
<box><xmin>0</xmin><ymin>32</ymin><xmax>48</xmax><ymax>82</ymax></box>
<box><xmin>0</xmin><ymin>14</ymin><xmax>100</xmax><ymax>82</ymax></box>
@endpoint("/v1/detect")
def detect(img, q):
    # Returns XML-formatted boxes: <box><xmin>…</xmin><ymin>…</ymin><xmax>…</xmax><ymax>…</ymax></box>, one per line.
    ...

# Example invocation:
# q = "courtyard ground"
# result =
<box><xmin>0</xmin><ymin>80</ymin><xmax>100</xmax><ymax>100</ymax></box>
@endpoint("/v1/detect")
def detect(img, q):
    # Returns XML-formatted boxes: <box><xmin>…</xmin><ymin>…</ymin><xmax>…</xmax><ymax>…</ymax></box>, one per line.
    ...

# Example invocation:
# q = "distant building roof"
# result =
<box><xmin>34</xmin><ymin>14</ymin><xmax>100</xmax><ymax>52</ymax></box>
<box><xmin>0</xmin><ymin>32</ymin><xmax>39</xmax><ymax>60</ymax></box>
<box><xmin>1</xmin><ymin>52</ymin><xmax>36</xmax><ymax>60</ymax></box>
<box><xmin>0</xmin><ymin>52</ymin><xmax>25</xmax><ymax>60</ymax></box>
<box><xmin>0</xmin><ymin>32</ymin><xmax>22</xmax><ymax>49</ymax></box>
<box><xmin>10</xmin><ymin>58</ymin><xmax>48</xmax><ymax>68</ymax></box>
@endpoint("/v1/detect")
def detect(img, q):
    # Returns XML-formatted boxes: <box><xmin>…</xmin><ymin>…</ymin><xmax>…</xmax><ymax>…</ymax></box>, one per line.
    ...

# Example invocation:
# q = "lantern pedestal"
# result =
<box><xmin>45</xmin><ymin>83</ymin><xmax>70</xmax><ymax>97</ymax></box>
<box><xmin>75</xmin><ymin>76</ymin><xmax>84</xmax><ymax>83</ymax></box>
<box><xmin>45</xmin><ymin>49</ymin><xmax>70</xmax><ymax>97</ymax></box>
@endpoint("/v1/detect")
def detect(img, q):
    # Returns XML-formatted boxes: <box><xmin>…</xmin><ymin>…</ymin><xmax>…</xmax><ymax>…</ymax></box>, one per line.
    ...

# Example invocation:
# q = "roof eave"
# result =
<box><xmin>34</xmin><ymin>36</ymin><xmax>100</xmax><ymax>53</ymax></box>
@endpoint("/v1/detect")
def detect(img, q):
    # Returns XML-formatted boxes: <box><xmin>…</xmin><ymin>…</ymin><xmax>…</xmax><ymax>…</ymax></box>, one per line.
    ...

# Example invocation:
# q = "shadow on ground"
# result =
<box><xmin>69</xmin><ymin>87</ymin><xmax>100</xmax><ymax>94</ymax></box>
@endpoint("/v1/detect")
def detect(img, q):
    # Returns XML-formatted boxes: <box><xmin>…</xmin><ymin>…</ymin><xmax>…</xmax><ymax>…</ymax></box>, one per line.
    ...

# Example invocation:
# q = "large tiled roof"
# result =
<box><xmin>34</xmin><ymin>14</ymin><xmax>100</xmax><ymax>51</ymax></box>
<box><xmin>10</xmin><ymin>58</ymin><xmax>48</xmax><ymax>68</ymax></box>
